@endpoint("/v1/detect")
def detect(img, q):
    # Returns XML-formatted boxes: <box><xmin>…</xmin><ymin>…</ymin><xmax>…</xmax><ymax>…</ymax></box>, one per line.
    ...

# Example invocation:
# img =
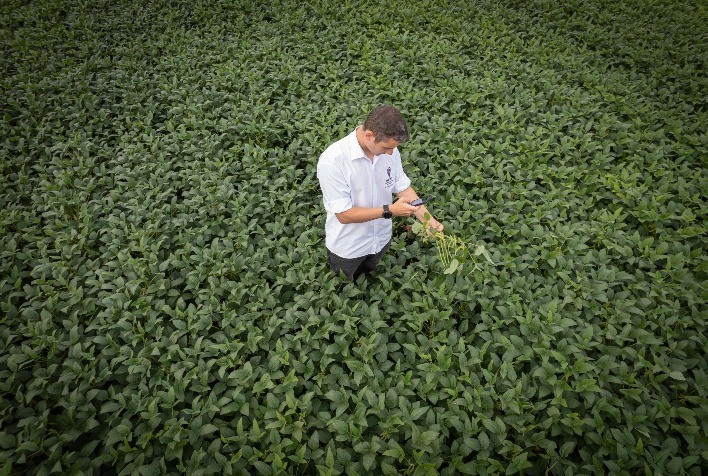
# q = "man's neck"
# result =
<box><xmin>355</xmin><ymin>125</ymin><xmax>374</xmax><ymax>160</ymax></box>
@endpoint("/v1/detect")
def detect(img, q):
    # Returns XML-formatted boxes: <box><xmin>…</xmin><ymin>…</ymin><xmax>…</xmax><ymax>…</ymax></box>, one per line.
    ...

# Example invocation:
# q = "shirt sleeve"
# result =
<box><xmin>391</xmin><ymin>148</ymin><xmax>411</xmax><ymax>193</ymax></box>
<box><xmin>316</xmin><ymin>157</ymin><xmax>353</xmax><ymax>214</ymax></box>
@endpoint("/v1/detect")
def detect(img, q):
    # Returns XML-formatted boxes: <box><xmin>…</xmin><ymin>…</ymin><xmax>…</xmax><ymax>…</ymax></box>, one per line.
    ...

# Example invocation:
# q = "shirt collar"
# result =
<box><xmin>349</xmin><ymin>127</ymin><xmax>369</xmax><ymax>161</ymax></box>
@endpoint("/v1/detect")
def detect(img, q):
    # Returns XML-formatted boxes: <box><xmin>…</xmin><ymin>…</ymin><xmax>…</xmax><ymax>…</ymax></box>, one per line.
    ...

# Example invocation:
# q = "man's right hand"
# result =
<box><xmin>389</xmin><ymin>199</ymin><xmax>420</xmax><ymax>217</ymax></box>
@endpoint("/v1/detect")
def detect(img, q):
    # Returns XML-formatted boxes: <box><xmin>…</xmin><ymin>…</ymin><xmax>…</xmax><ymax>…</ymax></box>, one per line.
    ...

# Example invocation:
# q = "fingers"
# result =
<box><xmin>427</xmin><ymin>220</ymin><xmax>444</xmax><ymax>232</ymax></box>
<box><xmin>407</xmin><ymin>204</ymin><xmax>421</xmax><ymax>216</ymax></box>
<box><xmin>391</xmin><ymin>201</ymin><xmax>420</xmax><ymax>217</ymax></box>
<box><xmin>399</xmin><ymin>200</ymin><xmax>417</xmax><ymax>216</ymax></box>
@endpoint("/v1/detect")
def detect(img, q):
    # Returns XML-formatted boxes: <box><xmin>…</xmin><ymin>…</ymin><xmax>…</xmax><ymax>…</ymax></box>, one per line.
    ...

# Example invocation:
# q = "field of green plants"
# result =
<box><xmin>1</xmin><ymin>0</ymin><xmax>706</xmax><ymax>474</ymax></box>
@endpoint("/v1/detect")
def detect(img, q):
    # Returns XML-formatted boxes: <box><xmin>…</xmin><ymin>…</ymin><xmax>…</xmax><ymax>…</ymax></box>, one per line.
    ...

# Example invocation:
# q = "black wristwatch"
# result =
<box><xmin>382</xmin><ymin>205</ymin><xmax>393</xmax><ymax>219</ymax></box>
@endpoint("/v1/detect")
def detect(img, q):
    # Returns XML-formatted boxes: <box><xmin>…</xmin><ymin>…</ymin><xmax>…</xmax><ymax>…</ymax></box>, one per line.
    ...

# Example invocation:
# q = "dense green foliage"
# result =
<box><xmin>1</xmin><ymin>0</ymin><xmax>706</xmax><ymax>474</ymax></box>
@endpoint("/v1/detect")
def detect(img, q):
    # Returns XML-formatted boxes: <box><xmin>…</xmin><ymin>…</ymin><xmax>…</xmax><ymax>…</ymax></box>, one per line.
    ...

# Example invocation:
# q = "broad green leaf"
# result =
<box><xmin>444</xmin><ymin>259</ymin><xmax>460</xmax><ymax>274</ymax></box>
<box><xmin>669</xmin><ymin>371</ymin><xmax>685</xmax><ymax>381</ymax></box>
<box><xmin>199</xmin><ymin>424</ymin><xmax>219</xmax><ymax>436</ymax></box>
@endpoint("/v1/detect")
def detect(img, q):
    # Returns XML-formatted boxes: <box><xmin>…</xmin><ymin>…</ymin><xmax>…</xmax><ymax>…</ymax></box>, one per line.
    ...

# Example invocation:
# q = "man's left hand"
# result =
<box><xmin>426</xmin><ymin>218</ymin><xmax>444</xmax><ymax>234</ymax></box>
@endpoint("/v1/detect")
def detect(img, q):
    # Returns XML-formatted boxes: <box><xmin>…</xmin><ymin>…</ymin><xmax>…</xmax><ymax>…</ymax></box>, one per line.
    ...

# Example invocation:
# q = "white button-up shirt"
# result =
<box><xmin>317</xmin><ymin>128</ymin><xmax>411</xmax><ymax>259</ymax></box>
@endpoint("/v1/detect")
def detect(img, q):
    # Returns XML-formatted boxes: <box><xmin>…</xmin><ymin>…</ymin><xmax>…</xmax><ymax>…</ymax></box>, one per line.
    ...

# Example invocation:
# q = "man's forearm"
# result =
<box><xmin>335</xmin><ymin>207</ymin><xmax>384</xmax><ymax>224</ymax></box>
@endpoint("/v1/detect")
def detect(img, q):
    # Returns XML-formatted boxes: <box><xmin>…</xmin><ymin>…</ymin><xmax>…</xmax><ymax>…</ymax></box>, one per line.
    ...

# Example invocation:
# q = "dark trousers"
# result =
<box><xmin>326</xmin><ymin>240</ymin><xmax>391</xmax><ymax>282</ymax></box>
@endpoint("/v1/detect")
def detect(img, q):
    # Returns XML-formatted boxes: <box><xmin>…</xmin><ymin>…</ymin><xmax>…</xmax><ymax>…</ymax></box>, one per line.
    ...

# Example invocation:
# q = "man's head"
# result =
<box><xmin>363</xmin><ymin>105</ymin><xmax>410</xmax><ymax>143</ymax></box>
<box><xmin>360</xmin><ymin>105</ymin><xmax>409</xmax><ymax>156</ymax></box>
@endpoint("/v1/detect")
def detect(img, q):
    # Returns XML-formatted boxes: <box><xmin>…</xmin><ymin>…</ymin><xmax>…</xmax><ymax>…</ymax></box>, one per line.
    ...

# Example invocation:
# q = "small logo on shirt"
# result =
<box><xmin>385</xmin><ymin>166</ymin><xmax>394</xmax><ymax>187</ymax></box>
<box><xmin>387</xmin><ymin>167</ymin><xmax>392</xmax><ymax>178</ymax></box>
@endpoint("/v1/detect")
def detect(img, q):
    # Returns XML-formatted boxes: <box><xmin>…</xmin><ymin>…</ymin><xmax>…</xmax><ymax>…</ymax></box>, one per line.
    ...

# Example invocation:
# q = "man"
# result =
<box><xmin>317</xmin><ymin>105</ymin><xmax>444</xmax><ymax>282</ymax></box>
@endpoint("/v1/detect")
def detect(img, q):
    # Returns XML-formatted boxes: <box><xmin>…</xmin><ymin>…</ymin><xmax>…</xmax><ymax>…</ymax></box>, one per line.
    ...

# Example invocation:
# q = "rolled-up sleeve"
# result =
<box><xmin>392</xmin><ymin>149</ymin><xmax>411</xmax><ymax>193</ymax></box>
<box><xmin>317</xmin><ymin>158</ymin><xmax>352</xmax><ymax>214</ymax></box>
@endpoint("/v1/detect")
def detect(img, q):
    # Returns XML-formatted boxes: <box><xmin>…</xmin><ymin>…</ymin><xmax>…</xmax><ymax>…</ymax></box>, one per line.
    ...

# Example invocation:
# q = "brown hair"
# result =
<box><xmin>363</xmin><ymin>105</ymin><xmax>410</xmax><ymax>143</ymax></box>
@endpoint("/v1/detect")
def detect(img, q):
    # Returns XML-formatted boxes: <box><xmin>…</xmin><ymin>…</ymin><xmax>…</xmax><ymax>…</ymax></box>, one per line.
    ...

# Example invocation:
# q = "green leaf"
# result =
<box><xmin>308</xmin><ymin>431</ymin><xmax>320</xmax><ymax>450</ymax></box>
<box><xmin>560</xmin><ymin>441</ymin><xmax>575</xmax><ymax>457</ymax></box>
<box><xmin>105</xmin><ymin>423</ymin><xmax>131</xmax><ymax>446</ymax></box>
<box><xmin>0</xmin><ymin>433</ymin><xmax>16</xmax><ymax>450</ymax></box>
<box><xmin>506</xmin><ymin>452</ymin><xmax>532</xmax><ymax>474</ymax></box>
<box><xmin>253</xmin><ymin>374</ymin><xmax>275</xmax><ymax>393</ymax></box>
<box><xmin>668</xmin><ymin>371</ymin><xmax>685</xmax><ymax>381</ymax></box>
<box><xmin>421</xmin><ymin>431</ymin><xmax>438</xmax><ymax>446</ymax></box>
<box><xmin>363</xmin><ymin>453</ymin><xmax>376</xmax><ymax>471</ymax></box>
<box><xmin>481</xmin><ymin>417</ymin><xmax>499</xmax><ymax>434</ymax></box>
<box><xmin>253</xmin><ymin>461</ymin><xmax>272</xmax><ymax>475</ymax></box>
<box><xmin>410</xmin><ymin>406</ymin><xmax>428</xmax><ymax>421</ymax></box>
<box><xmin>576</xmin><ymin>378</ymin><xmax>601</xmax><ymax>393</ymax></box>
<box><xmin>444</xmin><ymin>258</ymin><xmax>460</xmax><ymax>274</ymax></box>
<box><xmin>199</xmin><ymin>424</ymin><xmax>219</xmax><ymax>436</ymax></box>
<box><xmin>383</xmin><ymin>443</ymin><xmax>405</xmax><ymax>462</ymax></box>
<box><xmin>474</xmin><ymin>244</ymin><xmax>495</xmax><ymax>264</ymax></box>
<box><xmin>326</xmin><ymin>446</ymin><xmax>335</xmax><ymax>468</ymax></box>
<box><xmin>478</xmin><ymin>432</ymin><xmax>490</xmax><ymax>451</ymax></box>
<box><xmin>381</xmin><ymin>461</ymin><xmax>398</xmax><ymax>476</ymax></box>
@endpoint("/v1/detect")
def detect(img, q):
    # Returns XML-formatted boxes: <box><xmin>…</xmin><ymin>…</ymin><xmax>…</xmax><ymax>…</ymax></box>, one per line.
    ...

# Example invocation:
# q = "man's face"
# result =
<box><xmin>364</xmin><ymin>130</ymin><xmax>399</xmax><ymax>157</ymax></box>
